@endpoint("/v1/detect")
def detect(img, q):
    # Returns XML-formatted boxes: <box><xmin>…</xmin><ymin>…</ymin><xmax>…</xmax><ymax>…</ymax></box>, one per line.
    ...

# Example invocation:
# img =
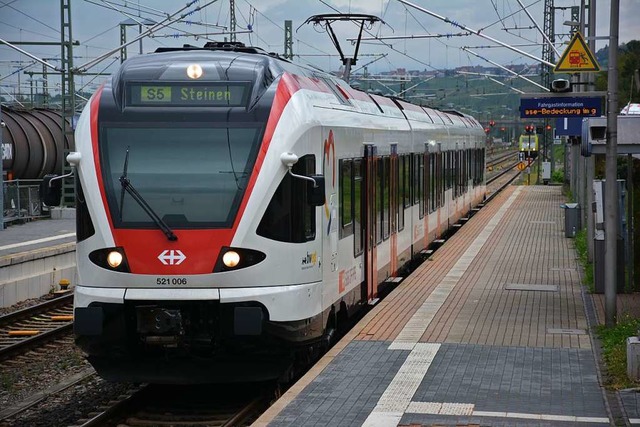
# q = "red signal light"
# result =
<box><xmin>546</xmin><ymin>124</ymin><xmax>552</xmax><ymax>131</ymax></box>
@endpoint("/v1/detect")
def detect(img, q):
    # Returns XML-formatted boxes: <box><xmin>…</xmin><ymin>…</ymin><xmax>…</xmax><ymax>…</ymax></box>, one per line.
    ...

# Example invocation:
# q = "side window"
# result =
<box><xmin>402</xmin><ymin>155</ymin><xmax>410</xmax><ymax>208</ymax></box>
<box><xmin>438</xmin><ymin>152</ymin><xmax>444</xmax><ymax>207</ymax></box>
<box><xmin>424</xmin><ymin>152</ymin><xmax>430</xmax><ymax>216</ymax></box>
<box><xmin>376</xmin><ymin>158</ymin><xmax>383</xmax><ymax>244</ymax></box>
<box><xmin>339</xmin><ymin>159</ymin><xmax>353</xmax><ymax>238</ymax></box>
<box><xmin>353</xmin><ymin>159</ymin><xmax>364</xmax><ymax>256</ymax></box>
<box><xmin>418</xmin><ymin>154</ymin><xmax>424</xmax><ymax>219</ymax></box>
<box><xmin>398</xmin><ymin>155</ymin><xmax>405</xmax><ymax>231</ymax></box>
<box><xmin>412</xmin><ymin>154</ymin><xmax>420</xmax><ymax>206</ymax></box>
<box><xmin>76</xmin><ymin>179</ymin><xmax>95</xmax><ymax>242</ymax></box>
<box><xmin>383</xmin><ymin>156</ymin><xmax>390</xmax><ymax>240</ymax></box>
<box><xmin>257</xmin><ymin>155</ymin><xmax>316</xmax><ymax>243</ymax></box>
<box><xmin>429</xmin><ymin>154</ymin><xmax>435</xmax><ymax>213</ymax></box>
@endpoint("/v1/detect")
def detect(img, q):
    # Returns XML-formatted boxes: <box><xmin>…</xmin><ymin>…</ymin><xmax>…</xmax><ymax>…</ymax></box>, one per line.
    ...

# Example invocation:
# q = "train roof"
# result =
<box><xmin>113</xmin><ymin>42</ymin><xmax>481</xmax><ymax>128</ymax></box>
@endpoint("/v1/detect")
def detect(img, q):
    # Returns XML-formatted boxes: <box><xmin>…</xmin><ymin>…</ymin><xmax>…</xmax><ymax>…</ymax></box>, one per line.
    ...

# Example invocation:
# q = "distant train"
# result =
<box><xmin>518</xmin><ymin>133</ymin><xmax>539</xmax><ymax>158</ymax></box>
<box><xmin>44</xmin><ymin>42</ymin><xmax>486</xmax><ymax>384</ymax></box>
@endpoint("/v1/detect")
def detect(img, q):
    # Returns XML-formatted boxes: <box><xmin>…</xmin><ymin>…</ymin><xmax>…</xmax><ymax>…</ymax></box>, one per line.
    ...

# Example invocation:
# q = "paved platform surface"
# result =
<box><xmin>254</xmin><ymin>186</ymin><xmax>626</xmax><ymax>427</ymax></box>
<box><xmin>0</xmin><ymin>218</ymin><xmax>75</xmax><ymax>259</ymax></box>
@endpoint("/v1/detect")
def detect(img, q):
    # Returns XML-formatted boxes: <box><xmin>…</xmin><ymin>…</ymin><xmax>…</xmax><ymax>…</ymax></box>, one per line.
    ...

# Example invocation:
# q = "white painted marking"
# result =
<box><xmin>0</xmin><ymin>232</ymin><xmax>76</xmax><ymax>251</ymax></box>
<box><xmin>628</xmin><ymin>418</ymin><xmax>640</xmax><ymax>424</ymax></box>
<box><xmin>406</xmin><ymin>404</ymin><xmax>609</xmax><ymax>423</ymax></box>
<box><xmin>361</xmin><ymin>343</ymin><xmax>440</xmax><ymax>426</ymax></box>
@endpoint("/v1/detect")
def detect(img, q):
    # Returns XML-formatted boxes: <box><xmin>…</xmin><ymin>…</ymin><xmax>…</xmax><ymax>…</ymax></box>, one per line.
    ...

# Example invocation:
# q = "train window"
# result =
<box><xmin>457</xmin><ymin>151</ymin><xmax>461</xmax><ymax>198</ymax></box>
<box><xmin>418</xmin><ymin>154</ymin><xmax>424</xmax><ymax>219</ymax></box>
<box><xmin>412</xmin><ymin>154</ymin><xmax>419</xmax><ymax>206</ymax></box>
<box><xmin>257</xmin><ymin>155</ymin><xmax>316</xmax><ymax>243</ymax></box>
<box><xmin>398</xmin><ymin>155</ymin><xmax>405</xmax><ymax>231</ymax></box>
<box><xmin>429</xmin><ymin>154</ymin><xmax>436</xmax><ymax>213</ymax></box>
<box><xmin>401</xmin><ymin>155</ymin><xmax>410</xmax><ymax>209</ymax></box>
<box><xmin>383</xmin><ymin>156</ymin><xmax>390</xmax><ymax>240</ymax></box>
<box><xmin>376</xmin><ymin>158</ymin><xmax>383</xmax><ymax>244</ymax></box>
<box><xmin>436</xmin><ymin>153</ymin><xmax>444</xmax><ymax>207</ymax></box>
<box><xmin>101</xmin><ymin>126</ymin><xmax>261</xmax><ymax>229</ymax></box>
<box><xmin>76</xmin><ymin>179</ymin><xmax>95</xmax><ymax>242</ymax></box>
<box><xmin>424</xmin><ymin>152</ymin><xmax>430</xmax><ymax>216</ymax></box>
<box><xmin>339</xmin><ymin>159</ymin><xmax>354</xmax><ymax>238</ymax></box>
<box><xmin>353</xmin><ymin>159</ymin><xmax>364</xmax><ymax>256</ymax></box>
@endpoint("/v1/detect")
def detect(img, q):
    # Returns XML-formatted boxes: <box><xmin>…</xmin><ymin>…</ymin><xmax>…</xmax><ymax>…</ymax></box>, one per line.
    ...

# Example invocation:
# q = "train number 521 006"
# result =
<box><xmin>156</xmin><ymin>277</ymin><xmax>188</xmax><ymax>285</ymax></box>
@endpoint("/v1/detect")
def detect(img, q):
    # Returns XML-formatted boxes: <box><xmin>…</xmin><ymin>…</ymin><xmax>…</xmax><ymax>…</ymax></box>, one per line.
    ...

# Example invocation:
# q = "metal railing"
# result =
<box><xmin>3</xmin><ymin>179</ymin><xmax>48</xmax><ymax>224</ymax></box>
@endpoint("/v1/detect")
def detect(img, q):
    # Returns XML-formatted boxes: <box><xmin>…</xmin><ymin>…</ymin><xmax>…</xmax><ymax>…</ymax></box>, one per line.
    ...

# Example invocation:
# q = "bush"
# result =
<box><xmin>574</xmin><ymin>229</ymin><xmax>594</xmax><ymax>291</ymax></box>
<box><xmin>596</xmin><ymin>316</ymin><xmax>640</xmax><ymax>389</ymax></box>
<box><xmin>551</xmin><ymin>169</ymin><xmax>564</xmax><ymax>183</ymax></box>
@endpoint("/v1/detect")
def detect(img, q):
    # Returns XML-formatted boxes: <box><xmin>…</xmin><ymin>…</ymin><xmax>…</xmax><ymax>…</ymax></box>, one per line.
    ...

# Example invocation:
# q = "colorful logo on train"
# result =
<box><xmin>323</xmin><ymin>130</ymin><xmax>336</xmax><ymax>234</ymax></box>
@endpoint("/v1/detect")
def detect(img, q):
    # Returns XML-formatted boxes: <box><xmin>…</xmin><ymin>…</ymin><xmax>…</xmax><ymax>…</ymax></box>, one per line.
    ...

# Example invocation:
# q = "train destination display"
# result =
<box><xmin>127</xmin><ymin>82</ymin><xmax>249</xmax><ymax>107</ymax></box>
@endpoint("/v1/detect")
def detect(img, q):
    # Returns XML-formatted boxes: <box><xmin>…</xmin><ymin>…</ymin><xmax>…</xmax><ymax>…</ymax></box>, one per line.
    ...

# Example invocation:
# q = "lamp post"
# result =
<box><xmin>525</xmin><ymin>125</ymin><xmax>534</xmax><ymax>185</ymax></box>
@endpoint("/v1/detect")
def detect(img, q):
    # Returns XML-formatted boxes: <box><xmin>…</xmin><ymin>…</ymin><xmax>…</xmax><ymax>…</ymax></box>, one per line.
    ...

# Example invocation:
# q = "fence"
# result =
<box><xmin>3</xmin><ymin>179</ymin><xmax>49</xmax><ymax>224</ymax></box>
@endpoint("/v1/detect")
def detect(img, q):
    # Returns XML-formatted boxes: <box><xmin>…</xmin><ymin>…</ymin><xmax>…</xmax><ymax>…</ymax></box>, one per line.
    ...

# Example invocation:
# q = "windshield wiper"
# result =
<box><xmin>119</xmin><ymin>147</ymin><xmax>178</xmax><ymax>241</ymax></box>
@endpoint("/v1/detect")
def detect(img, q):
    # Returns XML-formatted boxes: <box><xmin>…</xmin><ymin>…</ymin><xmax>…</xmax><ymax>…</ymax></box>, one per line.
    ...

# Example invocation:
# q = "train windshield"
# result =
<box><xmin>100</xmin><ymin>125</ymin><xmax>262</xmax><ymax>228</ymax></box>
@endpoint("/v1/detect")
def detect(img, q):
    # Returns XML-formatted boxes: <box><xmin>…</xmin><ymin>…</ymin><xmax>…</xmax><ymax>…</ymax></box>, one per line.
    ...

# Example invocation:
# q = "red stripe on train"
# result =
<box><xmin>89</xmin><ymin>74</ymin><xmax>299</xmax><ymax>274</ymax></box>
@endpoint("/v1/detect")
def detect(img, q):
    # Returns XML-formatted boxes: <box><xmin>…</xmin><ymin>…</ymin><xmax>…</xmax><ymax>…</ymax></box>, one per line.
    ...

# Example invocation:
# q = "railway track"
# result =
<box><xmin>73</xmin><ymin>384</ymin><xmax>268</xmax><ymax>427</ymax></box>
<box><xmin>486</xmin><ymin>149</ymin><xmax>518</xmax><ymax>170</ymax></box>
<box><xmin>0</xmin><ymin>293</ymin><xmax>74</xmax><ymax>361</ymax></box>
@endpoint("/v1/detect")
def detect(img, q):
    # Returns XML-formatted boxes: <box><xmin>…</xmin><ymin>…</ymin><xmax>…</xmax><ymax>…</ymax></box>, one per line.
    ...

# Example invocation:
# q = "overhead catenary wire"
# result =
<box><xmin>462</xmin><ymin>47</ymin><xmax>549</xmax><ymax>91</ymax></box>
<box><xmin>75</xmin><ymin>0</ymin><xmax>220</xmax><ymax>73</ymax></box>
<box><xmin>397</xmin><ymin>0</ymin><xmax>554</xmax><ymax>67</ymax></box>
<box><xmin>514</xmin><ymin>0</ymin><xmax>560</xmax><ymax>56</ymax></box>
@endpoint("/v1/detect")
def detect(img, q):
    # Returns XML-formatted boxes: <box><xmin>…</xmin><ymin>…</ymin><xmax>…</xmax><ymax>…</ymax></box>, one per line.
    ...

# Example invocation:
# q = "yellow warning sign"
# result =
<box><xmin>517</xmin><ymin>162</ymin><xmax>526</xmax><ymax>171</ymax></box>
<box><xmin>554</xmin><ymin>32</ymin><xmax>600</xmax><ymax>72</ymax></box>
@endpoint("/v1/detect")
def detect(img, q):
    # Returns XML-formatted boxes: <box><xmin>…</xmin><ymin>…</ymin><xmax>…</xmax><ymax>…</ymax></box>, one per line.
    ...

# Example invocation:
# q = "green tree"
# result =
<box><xmin>595</xmin><ymin>40</ymin><xmax>640</xmax><ymax>107</ymax></box>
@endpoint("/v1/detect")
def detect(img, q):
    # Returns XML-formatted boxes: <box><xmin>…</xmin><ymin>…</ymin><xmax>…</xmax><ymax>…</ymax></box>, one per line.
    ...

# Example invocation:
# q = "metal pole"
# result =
<box><xmin>586</xmin><ymin>0</ymin><xmax>596</xmax><ymax>262</ymax></box>
<box><xmin>528</xmin><ymin>132</ymin><xmax>531</xmax><ymax>185</ymax></box>
<box><xmin>604</xmin><ymin>0</ymin><xmax>619</xmax><ymax>327</ymax></box>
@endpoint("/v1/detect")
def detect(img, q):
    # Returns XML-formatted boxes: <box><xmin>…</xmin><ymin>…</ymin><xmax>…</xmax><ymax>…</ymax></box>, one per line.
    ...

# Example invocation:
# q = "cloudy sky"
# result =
<box><xmin>1</xmin><ymin>0</ymin><xmax>639</xmax><ymax>100</ymax></box>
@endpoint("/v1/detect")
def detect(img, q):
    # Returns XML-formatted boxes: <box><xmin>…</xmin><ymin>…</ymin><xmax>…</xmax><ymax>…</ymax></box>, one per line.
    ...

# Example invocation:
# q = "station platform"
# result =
<box><xmin>254</xmin><ymin>185</ymin><xmax>632</xmax><ymax>427</ymax></box>
<box><xmin>0</xmin><ymin>216</ymin><xmax>76</xmax><ymax>307</ymax></box>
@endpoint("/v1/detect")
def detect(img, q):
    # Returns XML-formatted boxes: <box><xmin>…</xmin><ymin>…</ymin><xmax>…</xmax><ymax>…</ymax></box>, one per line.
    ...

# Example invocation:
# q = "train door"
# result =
<box><xmin>389</xmin><ymin>144</ymin><xmax>398</xmax><ymax>275</ymax></box>
<box><xmin>363</xmin><ymin>144</ymin><xmax>377</xmax><ymax>303</ymax></box>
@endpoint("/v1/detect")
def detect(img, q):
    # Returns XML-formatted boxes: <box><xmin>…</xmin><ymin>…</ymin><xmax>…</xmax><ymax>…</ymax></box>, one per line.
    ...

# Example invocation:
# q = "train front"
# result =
<box><xmin>71</xmin><ymin>49</ymin><xmax>322</xmax><ymax>383</ymax></box>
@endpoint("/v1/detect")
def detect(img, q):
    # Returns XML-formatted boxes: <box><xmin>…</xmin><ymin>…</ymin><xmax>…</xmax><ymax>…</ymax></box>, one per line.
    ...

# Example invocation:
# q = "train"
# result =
<box><xmin>518</xmin><ymin>133</ymin><xmax>539</xmax><ymax>159</ymax></box>
<box><xmin>43</xmin><ymin>42</ymin><xmax>486</xmax><ymax>384</ymax></box>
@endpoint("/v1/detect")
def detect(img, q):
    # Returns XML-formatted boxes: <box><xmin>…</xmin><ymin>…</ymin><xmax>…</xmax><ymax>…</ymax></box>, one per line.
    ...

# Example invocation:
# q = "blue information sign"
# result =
<box><xmin>520</xmin><ymin>96</ymin><xmax>602</xmax><ymax>118</ymax></box>
<box><xmin>555</xmin><ymin>117</ymin><xmax>584</xmax><ymax>136</ymax></box>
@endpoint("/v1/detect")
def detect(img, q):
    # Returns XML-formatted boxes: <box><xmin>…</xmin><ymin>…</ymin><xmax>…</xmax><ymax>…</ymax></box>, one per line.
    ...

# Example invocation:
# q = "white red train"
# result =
<box><xmin>46</xmin><ymin>42</ymin><xmax>486</xmax><ymax>383</ymax></box>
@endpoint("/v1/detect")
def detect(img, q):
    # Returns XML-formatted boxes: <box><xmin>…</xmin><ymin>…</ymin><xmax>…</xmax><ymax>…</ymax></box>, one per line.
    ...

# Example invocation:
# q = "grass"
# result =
<box><xmin>574</xmin><ymin>229</ymin><xmax>594</xmax><ymax>292</ymax></box>
<box><xmin>574</xmin><ymin>209</ymin><xmax>640</xmax><ymax>389</ymax></box>
<box><xmin>596</xmin><ymin>316</ymin><xmax>640</xmax><ymax>389</ymax></box>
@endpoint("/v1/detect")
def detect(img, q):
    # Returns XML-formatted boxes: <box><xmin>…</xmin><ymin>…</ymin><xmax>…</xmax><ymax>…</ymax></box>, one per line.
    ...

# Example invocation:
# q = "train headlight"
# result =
<box><xmin>107</xmin><ymin>251</ymin><xmax>123</xmax><ymax>268</ymax></box>
<box><xmin>186</xmin><ymin>64</ymin><xmax>203</xmax><ymax>79</ymax></box>
<box><xmin>222</xmin><ymin>251</ymin><xmax>240</xmax><ymax>268</ymax></box>
<box><xmin>214</xmin><ymin>247</ymin><xmax>266</xmax><ymax>272</ymax></box>
<box><xmin>89</xmin><ymin>247</ymin><xmax>131</xmax><ymax>273</ymax></box>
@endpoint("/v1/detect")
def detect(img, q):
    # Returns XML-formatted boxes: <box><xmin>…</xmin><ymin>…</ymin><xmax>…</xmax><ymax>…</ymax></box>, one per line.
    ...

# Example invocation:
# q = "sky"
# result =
<box><xmin>1</xmin><ymin>0</ymin><xmax>639</xmax><ymax>102</ymax></box>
